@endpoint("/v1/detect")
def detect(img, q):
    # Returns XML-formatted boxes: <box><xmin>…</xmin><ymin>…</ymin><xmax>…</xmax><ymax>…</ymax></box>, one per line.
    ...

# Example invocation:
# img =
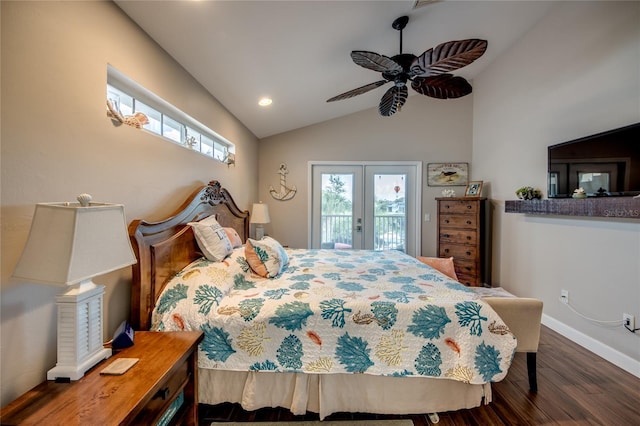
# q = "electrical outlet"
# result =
<box><xmin>623</xmin><ymin>313</ymin><xmax>635</xmax><ymax>330</ymax></box>
<box><xmin>560</xmin><ymin>289</ymin><xmax>569</xmax><ymax>304</ymax></box>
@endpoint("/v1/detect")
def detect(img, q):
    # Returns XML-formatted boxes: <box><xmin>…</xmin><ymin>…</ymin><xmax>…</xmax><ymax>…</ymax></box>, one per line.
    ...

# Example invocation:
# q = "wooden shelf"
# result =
<box><xmin>504</xmin><ymin>198</ymin><xmax>640</xmax><ymax>219</ymax></box>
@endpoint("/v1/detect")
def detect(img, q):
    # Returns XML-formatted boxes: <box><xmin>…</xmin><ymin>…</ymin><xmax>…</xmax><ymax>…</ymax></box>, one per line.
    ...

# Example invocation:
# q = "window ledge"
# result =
<box><xmin>504</xmin><ymin>198</ymin><xmax>640</xmax><ymax>220</ymax></box>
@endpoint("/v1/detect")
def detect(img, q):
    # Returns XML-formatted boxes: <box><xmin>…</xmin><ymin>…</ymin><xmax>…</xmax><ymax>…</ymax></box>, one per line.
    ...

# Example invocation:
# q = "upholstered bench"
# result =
<box><xmin>481</xmin><ymin>297</ymin><xmax>543</xmax><ymax>391</ymax></box>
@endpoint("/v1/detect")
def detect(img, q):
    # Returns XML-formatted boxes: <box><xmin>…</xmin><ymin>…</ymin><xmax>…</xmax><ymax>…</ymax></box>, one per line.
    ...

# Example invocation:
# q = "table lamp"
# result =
<box><xmin>12</xmin><ymin>194</ymin><xmax>136</xmax><ymax>381</ymax></box>
<box><xmin>251</xmin><ymin>202</ymin><xmax>270</xmax><ymax>239</ymax></box>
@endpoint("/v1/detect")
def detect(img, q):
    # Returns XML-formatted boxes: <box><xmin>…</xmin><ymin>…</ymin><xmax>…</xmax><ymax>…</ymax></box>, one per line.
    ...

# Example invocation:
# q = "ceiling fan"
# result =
<box><xmin>326</xmin><ymin>15</ymin><xmax>487</xmax><ymax>117</ymax></box>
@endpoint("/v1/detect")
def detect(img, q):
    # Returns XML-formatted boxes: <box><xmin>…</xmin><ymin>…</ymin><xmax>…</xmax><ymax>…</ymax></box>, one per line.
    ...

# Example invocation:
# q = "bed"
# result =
<box><xmin>129</xmin><ymin>180</ymin><xmax>518</xmax><ymax>420</ymax></box>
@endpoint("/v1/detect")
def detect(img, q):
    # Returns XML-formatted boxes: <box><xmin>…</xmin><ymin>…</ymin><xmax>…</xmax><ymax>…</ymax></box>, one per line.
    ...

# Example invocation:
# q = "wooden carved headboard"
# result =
<box><xmin>128</xmin><ymin>180</ymin><xmax>250</xmax><ymax>330</ymax></box>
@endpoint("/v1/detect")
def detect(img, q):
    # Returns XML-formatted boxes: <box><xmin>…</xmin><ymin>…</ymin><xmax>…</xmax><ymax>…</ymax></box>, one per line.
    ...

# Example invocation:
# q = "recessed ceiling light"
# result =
<box><xmin>258</xmin><ymin>98</ymin><xmax>273</xmax><ymax>107</ymax></box>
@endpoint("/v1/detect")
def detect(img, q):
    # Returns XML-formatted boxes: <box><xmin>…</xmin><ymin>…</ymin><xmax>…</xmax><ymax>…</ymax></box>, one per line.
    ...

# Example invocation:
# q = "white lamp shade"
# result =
<box><xmin>252</xmin><ymin>202</ymin><xmax>271</xmax><ymax>224</ymax></box>
<box><xmin>12</xmin><ymin>202</ymin><xmax>137</xmax><ymax>286</ymax></box>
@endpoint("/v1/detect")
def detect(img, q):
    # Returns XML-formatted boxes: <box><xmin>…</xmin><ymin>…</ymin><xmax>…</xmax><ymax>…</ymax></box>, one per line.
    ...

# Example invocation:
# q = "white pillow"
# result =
<box><xmin>188</xmin><ymin>216</ymin><xmax>233</xmax><ymax>261</ymax></box>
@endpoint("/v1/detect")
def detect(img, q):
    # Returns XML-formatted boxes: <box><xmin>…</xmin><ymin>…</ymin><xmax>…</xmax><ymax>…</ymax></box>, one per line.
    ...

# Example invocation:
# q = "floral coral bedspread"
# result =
<box><xmin>151</xmin><ymin>249</ymin><xmax>517</xmax><ymax>385</ymax></box>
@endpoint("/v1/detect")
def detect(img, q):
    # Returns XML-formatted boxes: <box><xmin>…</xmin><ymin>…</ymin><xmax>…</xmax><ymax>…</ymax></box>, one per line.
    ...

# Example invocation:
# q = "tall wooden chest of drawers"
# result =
<box><xmin>436</xmin><ymin>197</ymin><xmax>491</xmax><ymax>286</ymax></box>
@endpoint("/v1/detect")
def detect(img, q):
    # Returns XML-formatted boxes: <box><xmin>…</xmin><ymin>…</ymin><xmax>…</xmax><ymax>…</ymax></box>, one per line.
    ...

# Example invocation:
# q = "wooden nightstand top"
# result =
<box><xmin>1</xmin><ymin>331</ymin><xmax>203</xmax><ymax>425</ymax></box>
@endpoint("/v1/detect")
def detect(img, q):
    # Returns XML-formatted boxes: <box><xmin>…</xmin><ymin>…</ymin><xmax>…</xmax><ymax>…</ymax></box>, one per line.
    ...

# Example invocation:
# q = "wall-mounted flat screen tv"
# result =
<box><xmin>548</xmin><ymin>122</ymin><xmax>640</xmax><ymax>198</ymax></box>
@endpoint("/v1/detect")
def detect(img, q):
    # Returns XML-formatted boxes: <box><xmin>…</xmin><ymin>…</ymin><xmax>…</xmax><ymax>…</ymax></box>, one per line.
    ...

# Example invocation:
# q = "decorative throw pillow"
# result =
<box><xmin>416</xmin><ymin>256</ymin><xmax>458</xmax><ymax>280</ymax></box>
<box><xmin>245</xmin><ymin>236</ymin><xmax>289</xmax><ymax>278</ymax></box>
<box><xmin>188</xmin><ymin>215</ymin><xmax>233</xmax><ymax>261</ymax></box>
<box><xmin>223</xmin><ymin>227</ymin><xmax>243</xmax><ymax>248</ymax></box>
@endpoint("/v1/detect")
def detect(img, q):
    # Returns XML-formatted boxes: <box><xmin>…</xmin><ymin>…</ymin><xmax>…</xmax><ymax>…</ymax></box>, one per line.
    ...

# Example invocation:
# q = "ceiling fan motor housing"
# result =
<box><xmin>382</xmin><ymin>54</ymin><xmax>417</xmax><ymax>82</ymax></box>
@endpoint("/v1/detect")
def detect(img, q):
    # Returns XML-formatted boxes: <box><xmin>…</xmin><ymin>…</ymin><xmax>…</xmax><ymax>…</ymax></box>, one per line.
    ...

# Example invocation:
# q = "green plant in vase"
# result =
<box><xmin>515</xmin><ymin>186</ymin><xmax>542</xmax><ymax>200</ymax></box>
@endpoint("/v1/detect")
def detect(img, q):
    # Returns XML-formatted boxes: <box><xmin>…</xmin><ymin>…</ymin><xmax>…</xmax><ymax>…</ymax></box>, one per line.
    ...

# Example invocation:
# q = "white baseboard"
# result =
<box><xmin>542</xmin><ymin>314</ymin><xmax>640</xmax><ymax>379</ymax></box>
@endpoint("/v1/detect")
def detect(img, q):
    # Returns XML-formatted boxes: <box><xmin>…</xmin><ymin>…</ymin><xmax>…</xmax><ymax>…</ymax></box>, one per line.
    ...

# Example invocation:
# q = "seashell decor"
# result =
<box><xmin>77</xmin><ymin>193</ymin><xmax>92</xmax><ymax>207</ymax></box>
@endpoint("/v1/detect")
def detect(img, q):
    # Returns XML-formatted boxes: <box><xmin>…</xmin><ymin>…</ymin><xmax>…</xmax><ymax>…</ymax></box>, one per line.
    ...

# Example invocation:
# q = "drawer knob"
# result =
<box><xmin>467</xmin><ymin>205</ymin><xmax>472</xmax><ymax>209</ymax></box>
<box><xmin>466</xmin><ymin>251</ymin><xmax>471</xmax><ymax>256</ymax></box>
<box><xmin>465</xmin><ymin>267</ymin><xmax>471</xmax><ymax>271</ymax></box>
<box><xmin>444</xmin><ymin>234</ymin><xmax>450</xmax><ymax>238</ymax></box>
<box><xmin>154</xmin><ymin>387</ymin><xmax>170</xmax><ymax>400</ymax></box>
<box><xmin>466</xmin><ymin>236</ymin><xmax>471</xmax><ymax>240</ymax></box>
<box><xmin>444</xmin><ymin>249</ymin><xmax>450</xmax><ymax>253</ymax></box>
<box><xmin>444</xmin><ymin>219</ymin><xmax>450</xmax><ymax>224</ymax></box>
<box><xmin>466</xmin><ymin>220</ymin><xmax>472</xmax><ymax>225</ymax></box>
<box><xmin>445</xmin><ymin>205</ymin><xmax>450</xmax><ymax>209</ymax></box>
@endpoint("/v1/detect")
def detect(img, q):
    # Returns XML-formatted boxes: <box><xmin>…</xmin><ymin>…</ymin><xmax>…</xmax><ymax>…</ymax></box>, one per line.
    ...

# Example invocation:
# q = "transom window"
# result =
<box><xmin>106</xmin><ymin>65</ymin><xmax>233</xmax><ymax>163</ymax></box>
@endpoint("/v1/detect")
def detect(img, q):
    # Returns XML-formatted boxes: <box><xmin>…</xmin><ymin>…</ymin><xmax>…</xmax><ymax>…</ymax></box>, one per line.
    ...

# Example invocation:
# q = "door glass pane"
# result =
<box><xmin>374</xmin><ymin>174</ymin><xmax>406</xmax><ymax>252</ymax></box>
<box><xmin>321</xmin><ymin>174</ymin><xmax>353</xmax><ymax>249</ymax></box>
<box><xmin>578</xmin><ymin>172</ymin><xmax>609</xmax><ymax>194</ymax></box>
<box><xmin>548</xmin><ymin>172</ymin><xmax>558</xmax><ymax>197</ymax></box>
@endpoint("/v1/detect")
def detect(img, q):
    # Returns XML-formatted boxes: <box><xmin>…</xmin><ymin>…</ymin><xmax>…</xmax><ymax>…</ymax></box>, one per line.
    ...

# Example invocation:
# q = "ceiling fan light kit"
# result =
<box><xmin>327</xmin><ymin>15</ymin><xmax>487</xmax><ymax>116</ymax></box>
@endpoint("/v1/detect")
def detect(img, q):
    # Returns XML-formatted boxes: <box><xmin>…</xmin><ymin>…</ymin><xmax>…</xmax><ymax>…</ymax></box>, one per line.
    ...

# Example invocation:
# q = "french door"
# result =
<box><xmin>309</xmin><ymin>162</ymin><xmax>421</xmax><ymax>256</ymax></box>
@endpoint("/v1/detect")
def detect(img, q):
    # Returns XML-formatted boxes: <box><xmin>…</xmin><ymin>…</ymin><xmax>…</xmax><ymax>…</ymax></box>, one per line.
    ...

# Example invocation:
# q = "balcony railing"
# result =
<box><xmin>321</xmin><ymin>214</ymin><xmax>406</xmax><ymax>251</ymax></box>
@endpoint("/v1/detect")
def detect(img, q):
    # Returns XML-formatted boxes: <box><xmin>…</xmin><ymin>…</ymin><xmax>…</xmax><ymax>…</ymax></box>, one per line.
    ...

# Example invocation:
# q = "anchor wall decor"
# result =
<box><xmin>270</xmin><ymin>163</ymin><xmax>297</xmax><ymax>201</ymax></box>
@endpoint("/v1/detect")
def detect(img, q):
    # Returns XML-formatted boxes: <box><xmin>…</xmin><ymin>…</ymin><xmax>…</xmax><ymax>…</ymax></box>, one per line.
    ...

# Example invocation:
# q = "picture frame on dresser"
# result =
<box><xmin>464</xmin><ymin>180</ymin><xmax>484</xmax><ymax>197</ymax></box>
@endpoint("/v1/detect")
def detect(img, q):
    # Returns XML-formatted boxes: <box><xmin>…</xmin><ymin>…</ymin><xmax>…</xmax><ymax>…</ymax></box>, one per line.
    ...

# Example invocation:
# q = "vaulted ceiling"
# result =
<box><xmin>115</xmin><ymin>1</ymin><xmax>555</xmax><ymax>139</ymax></box>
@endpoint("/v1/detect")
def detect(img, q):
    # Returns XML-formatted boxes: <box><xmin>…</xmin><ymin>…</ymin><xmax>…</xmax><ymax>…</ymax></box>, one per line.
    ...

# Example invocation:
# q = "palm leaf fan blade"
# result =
<box><xmin>411</xmin><ymin>39</ymin><xmax>487</xmax><ymax>77</ymax></box>
<box><xmin>351</xmin><ymin>51</ymin><xmax>403</xmax><ymax>73</ymax></box>
<box><xmin>327</xmin><ymin>80</ymin><xmax>387</xmax><ymax>102</ymax></box>
<box><xmin>411</xmin><ymin>75</ymin><xmax>472</xmax><ymax>99</ymax></box>
<box><xmin>379</xmin><ymin>85</ymin><xmax>408</xmax><ymax>116</ymax></box>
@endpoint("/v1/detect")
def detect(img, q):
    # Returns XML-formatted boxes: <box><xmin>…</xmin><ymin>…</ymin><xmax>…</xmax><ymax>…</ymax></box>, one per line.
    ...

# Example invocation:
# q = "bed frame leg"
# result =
<box><xmin>428</xmin><ymin>412</ymin><xmax>440</xmax><ymax>423</ymax></box>
<box><xmin>527</xmin><ymin>352</ymin><xmax>537</xmax><ymax>392</ymax></box>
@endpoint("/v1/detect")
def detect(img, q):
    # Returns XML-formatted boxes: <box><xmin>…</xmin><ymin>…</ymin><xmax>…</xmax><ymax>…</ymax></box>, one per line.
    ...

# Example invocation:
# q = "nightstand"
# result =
<box><xmin>1</xmin><ymin>331</ymin><xmax>203</xmax><ymax>425</ymax></box>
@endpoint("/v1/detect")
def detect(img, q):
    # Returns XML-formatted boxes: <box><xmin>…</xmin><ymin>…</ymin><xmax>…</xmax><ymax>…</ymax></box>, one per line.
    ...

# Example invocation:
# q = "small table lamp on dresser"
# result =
<box><xmin>252</xmin><ymin>201</ymin><xmax>270</xmax><ymax>239</ymax></box>
<box><xmin>11</xmin><ymin>194</ymin><xmax>136</xmax><ymax>381</ymax></box>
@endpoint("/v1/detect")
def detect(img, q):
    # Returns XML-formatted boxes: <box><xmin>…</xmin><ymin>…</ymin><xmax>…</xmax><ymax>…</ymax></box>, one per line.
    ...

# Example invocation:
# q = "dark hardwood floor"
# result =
<box><xmin>199</xmin><ymin>325</ymin><xmax>640</xmax><ymax>425</ymax></box>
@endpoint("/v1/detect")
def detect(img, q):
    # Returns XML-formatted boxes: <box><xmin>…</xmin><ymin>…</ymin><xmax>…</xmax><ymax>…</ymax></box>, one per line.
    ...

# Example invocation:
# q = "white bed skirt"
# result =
<box><xmin>199</xmin><ymin>369</ymin><xmax>491</xmax><ymax>420</ymax></box>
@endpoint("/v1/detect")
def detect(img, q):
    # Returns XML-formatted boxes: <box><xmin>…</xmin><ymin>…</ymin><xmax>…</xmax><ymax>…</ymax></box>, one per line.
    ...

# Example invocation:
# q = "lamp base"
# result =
<box><xmin>47</xmin><ymin>347</ymin><xmax>111</xmax><ymax>381</ymax></box>
<box><xmin>47</xmin><ymin>280</ymin><xmax>111</xmax><ymax>381</ymax></box>
<box><xmin>255</xmin><ymin>225</ymin><xmax>265</xmax><ymax>240</ymax></box>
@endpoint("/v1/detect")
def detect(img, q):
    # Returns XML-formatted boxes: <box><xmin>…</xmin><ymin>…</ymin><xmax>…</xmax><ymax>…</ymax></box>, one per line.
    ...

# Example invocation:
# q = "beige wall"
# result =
<box><xmin>259</xmin><ymin>94</ymin><xmax>474</xmax><ymax>253</ymax></box>
<box><xmin>0</xmin><ymin>1</ymin><xmax>259</xmax><ymax>405</ymax></box>
<box><xmin>473</xmin><ymin>1</ymin><xmax>640</xmax><ymax>369</ymax></box>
